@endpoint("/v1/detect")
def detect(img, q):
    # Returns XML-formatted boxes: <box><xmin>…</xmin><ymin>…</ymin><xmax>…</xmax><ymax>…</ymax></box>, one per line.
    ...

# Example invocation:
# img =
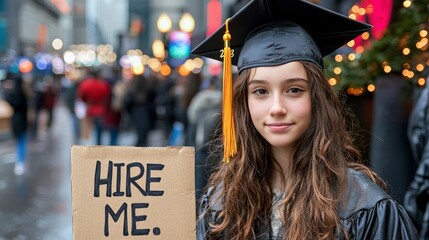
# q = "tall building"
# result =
<box><xmin>72</xmin><ymin>0</ymin><xmax>128</xmax><ymax>49</ymax></box>
<box><xmin>0</xmin><ymin>0</ymin><xmax>72</xmax><ymax>79</ymax></box>
<box><xmin>0</xmin><ymin>0</ymin><xmax>72</xmax><ymax>56</ymax></box>
<box><xmin>127</xmin><ymin>0</ymin><xmax>150</xmax><ymax>55</ymax></box>
<box><xmin>72</xmin><ymin>0</ymin><xmax>86</xmax><ymax>45</ymax></box>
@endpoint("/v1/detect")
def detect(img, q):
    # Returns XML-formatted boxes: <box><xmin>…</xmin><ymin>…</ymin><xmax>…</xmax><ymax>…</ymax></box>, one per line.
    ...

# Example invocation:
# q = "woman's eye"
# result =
<box><xmin>253</xmin><ymin>89</ymin><xmax>268</xmax><ymax>95</ymax></box>
<box><xmin>287</xmin><ymin>87</ymin><xmax>303</xmax><ymax>94</ymax></box>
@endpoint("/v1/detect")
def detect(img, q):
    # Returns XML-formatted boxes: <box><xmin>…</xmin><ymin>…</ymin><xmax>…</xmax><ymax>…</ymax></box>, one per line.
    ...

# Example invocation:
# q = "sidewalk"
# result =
<box><xmin>0</xmin><ymin>105</ymin><xmax>74</xmax><ymax>240</ymax></box>
<box><xmin>0</xmin><ymin>104</ymin><xmax>168</xmax><ymax>239</ymax></box>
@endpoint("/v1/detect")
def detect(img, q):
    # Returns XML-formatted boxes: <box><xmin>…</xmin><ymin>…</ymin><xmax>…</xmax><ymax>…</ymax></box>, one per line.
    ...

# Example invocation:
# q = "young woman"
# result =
<box><xmin>192</xmin><ymin>0</ymin><xmax>419</xmax><ymax>239</ymax></box>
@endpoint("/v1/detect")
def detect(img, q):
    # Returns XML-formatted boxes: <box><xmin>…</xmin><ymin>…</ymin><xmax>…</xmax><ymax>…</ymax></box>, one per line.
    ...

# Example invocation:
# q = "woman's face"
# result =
<box><xmin>247</xmin><ymin>62</ymin><xmax>312</xmax><ymax>150</ymax></box>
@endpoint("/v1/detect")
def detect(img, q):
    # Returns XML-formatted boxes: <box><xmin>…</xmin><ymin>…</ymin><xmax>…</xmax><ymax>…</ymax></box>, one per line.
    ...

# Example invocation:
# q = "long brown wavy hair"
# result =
<box><xmin>203</xmin><ymin>61</ymin><xmax>386</xmax><ymax>239</ymax></box>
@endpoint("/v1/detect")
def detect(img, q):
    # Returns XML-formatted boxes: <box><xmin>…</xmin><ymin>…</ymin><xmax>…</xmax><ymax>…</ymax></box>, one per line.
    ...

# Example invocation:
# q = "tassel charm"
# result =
<box><xmin>221</xmin><ymin>18</ymin><xmax>237</xmax><ymax>163</ymax></box>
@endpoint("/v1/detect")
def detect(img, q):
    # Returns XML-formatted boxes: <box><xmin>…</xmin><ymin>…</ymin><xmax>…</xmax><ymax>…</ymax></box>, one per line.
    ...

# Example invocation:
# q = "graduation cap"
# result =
<box><xmin>192</xmin><ymin>0</ymin><xmax>371</xmax><ymax>71</ymax></box>
<box><xmin>191</xmin><ymin>0</ymin><xmax>372</xmax><ymax>162</ymax></box>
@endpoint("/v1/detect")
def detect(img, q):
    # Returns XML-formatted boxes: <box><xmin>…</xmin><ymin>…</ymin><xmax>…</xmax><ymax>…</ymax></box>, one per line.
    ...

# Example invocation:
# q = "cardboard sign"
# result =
<box><xmin>71</xmin><ymin>145</ymin><xmax>196</xmax><ymax>239</ymax></box>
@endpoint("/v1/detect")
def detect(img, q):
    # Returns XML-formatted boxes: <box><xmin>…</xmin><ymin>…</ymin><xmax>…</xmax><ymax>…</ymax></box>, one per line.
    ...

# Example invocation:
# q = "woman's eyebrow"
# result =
<box><xmin>248</xmin><ymin>79</ymin><xmax>266</xmax><ymax>85</ymax></box>
<box><xmin>248</xmin><ymin>77</ymin><xmax>308</xmax><ymax>85</ymax></box>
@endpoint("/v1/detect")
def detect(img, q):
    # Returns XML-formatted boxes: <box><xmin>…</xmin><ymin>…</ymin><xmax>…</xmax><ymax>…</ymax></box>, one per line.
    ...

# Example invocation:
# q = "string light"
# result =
<box><xmin>402</xmin><ymin>69</ymin><xmax>415</xmax><ymax>79</ymax></box>
<box><xmin>347</xmin><ymin>87</ymin><xmax>364</xmax><ymax>96</ymax></box>
<box><xmin>328</xmin><ymin>78</ymin><xmax>337</xmax><ymax>86</ymax></box>
<box><xmin>403</xmin><ymin>0</ymin><xmax>412</xmax><ymax>8</ymax></box>
<box><xmin>356</xmin><ymin>46</ymin><xmax>364</xmax><ymax>54</ymax></box>
<box><xmin>335</xmin><ymin>54</ymin><xmax>343</xmax><ymax>62</ymax></box>
<box><xmin>329</xmin><ymin>0</ymin><xmax>426</xmax><ymax>90</ymax></box>
<box><xmin>416</xmin><ymin>38</ymin><xmax>428</xmax><ymax>49</ymax></box>
<box><xmin>334</xmin><ymin>67</ymin><xmax>342</xmax><ymax>75</ymax></box>
<box><xmin>416</xmin><ymin>64</ymin><xmax>424</xmax><ymax>72</ymax></box>
<box><xmin>347</xmin><ymin>40</ymin><xmax>355</xmax><ymax>47</ymax></box>
<box><xmin>402</xmin><ymin>48</ymin><xmax>410</xmax><ymax>55</ymax></box>
<box><xmin>367</xmin><ymin>84</ymin><xmax>376</xmax><ymax>92</ymax></box>
<box><xmin>383</xmin><ymin>65</ymin><xmax>392</xmax><ymax>73</ymax></box>
<box><xmin>416</xmin><ymin>42</ymin><xmax>423</xmax><ymax>49</ymax></box>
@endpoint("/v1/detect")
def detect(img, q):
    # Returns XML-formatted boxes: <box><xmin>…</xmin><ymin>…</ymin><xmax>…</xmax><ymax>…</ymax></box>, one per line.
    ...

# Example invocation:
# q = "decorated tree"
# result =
<box><xmin>324</xmin><ymin>0</ymin><xmax>429</xmax><ymax>95</ymax></box>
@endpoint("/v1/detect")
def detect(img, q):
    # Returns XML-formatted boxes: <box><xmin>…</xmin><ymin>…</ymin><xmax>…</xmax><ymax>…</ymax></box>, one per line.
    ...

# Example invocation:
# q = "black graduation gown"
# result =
<box><xmin>404</xmin><ymin>80</ymin><xmax>429</xmax><ymax>239</ymax></box>
<box><xmin>197</xmin><ymin>169</ymin><xmax>419</xmax><ymax>239</ymax></box>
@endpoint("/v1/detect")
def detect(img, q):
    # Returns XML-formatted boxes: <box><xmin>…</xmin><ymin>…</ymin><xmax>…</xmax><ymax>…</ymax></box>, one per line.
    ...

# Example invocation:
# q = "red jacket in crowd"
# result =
<box><xmin>77</xmin><ymin>77</ymin><xmax>110</xmax><ymax>118</ymax></box>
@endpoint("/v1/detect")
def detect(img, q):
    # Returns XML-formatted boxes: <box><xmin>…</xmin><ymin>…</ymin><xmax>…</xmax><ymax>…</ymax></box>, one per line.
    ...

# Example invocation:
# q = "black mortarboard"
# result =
<box><xmin>192</xmin><ymin>0</ymin><xmax>372</xmax><ymax>71</ymax></box>
<box><xmin>191</xmin><ymin>0</ymin><xmax>372</xmax><ymax>162</ymax></box>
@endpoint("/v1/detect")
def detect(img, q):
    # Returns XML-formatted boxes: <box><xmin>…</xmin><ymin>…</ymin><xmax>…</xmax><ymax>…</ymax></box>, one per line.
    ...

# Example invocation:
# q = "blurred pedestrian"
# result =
<box><xmin>187</xmin><ymin>75</ymin><xmax>222</xmax><ymax>147</ymax></box>
<box><xmin>77</xmin><ymin>68</ymin><xmax>110</xmax><ymax>145</ymax></box>
<box><xmin>187</xmin><ymin>75</ymin><xmax>222</xmax><ymax>204</ymax></box>
<box><xmin>180</xmin><ymin>72</ymin><xmax>203</xmax><ymax>145</ymax></box>
<box><xmin>4</xmin><ymin>73</ymin><xmax>29</xmax><ymax>175</ymax></box>
<box><xmin>167</xmin><ymin>76</ymin><xmax>187</xmax><ymax>146</ymax></box>
<box><xmin>30</xmin><ymin>75</ymin><xmax>45</xmax><ymax>139</ymax></box>
<box><xmin>41</xmin><ymin>75</ymin><xmax>58</xmax><ymax>129</ymax></box>
<box><xmin>125</xmin><ymin>74</ymin><xmax>156</xmax><ymax>147</ymax></box>
<box><xmin>405</xmin><ymin>74</ymin><xmax>429</xmax><ymax>239</ymax></box>
<box><xmin>104</xmin><ymin>67</ymin><xmax>127</xmax><ymax>146</ymax></box>
<box><xmin>154</xmin><ymin>73</ymin><xmax>175</xmax><ymax>138</ymax></box>
<box><xmin>63</xmin><ymin>75</ymin><xmax>81</xmax><ymax>144</ymax></box>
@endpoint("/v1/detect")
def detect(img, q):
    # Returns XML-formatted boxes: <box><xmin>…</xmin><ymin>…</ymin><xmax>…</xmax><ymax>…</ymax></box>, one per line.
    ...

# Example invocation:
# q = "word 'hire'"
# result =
<box><xmin>94</xmin><ymin>160</ymin><xmax>165</xmax><ymax>197</ymax></box>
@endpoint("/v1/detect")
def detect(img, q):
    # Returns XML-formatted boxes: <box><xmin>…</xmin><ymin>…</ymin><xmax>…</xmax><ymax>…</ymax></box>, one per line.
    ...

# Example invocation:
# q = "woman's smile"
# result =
<box><xmin>265</xmin><ymin>122</ymin><xmax>293</xmax><ymax>132</ymax></box>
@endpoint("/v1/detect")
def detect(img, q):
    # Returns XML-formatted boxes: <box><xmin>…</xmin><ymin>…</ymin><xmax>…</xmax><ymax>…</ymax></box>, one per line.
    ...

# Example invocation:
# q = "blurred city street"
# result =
<box><xmin>0</xmin><ymin>0</ymin><xmax>426</xmax><ymax>238</ymax></box>
<box><xmin>0</xmin><ymin>103</ymin><xmax>166</xmax><ymax>240</ymax></box>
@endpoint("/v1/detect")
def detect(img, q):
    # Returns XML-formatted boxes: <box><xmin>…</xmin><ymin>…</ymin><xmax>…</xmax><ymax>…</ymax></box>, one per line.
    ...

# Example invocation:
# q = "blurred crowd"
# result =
<box><xmin>0</xmin><ymin>65</ymin><xmax>223</xmax><ymax>182</ymax></box>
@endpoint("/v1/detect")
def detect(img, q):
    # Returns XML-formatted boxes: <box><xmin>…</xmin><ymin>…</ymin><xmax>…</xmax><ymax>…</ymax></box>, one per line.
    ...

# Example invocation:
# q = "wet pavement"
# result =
<box><xmin>0</xmin><ymin>104</ymin><xmax>167</xmax><ymax>240</ymax></box>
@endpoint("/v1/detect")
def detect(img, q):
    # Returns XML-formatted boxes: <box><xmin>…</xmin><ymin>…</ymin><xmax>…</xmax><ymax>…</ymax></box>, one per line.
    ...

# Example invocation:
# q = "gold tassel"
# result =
<box><xmin>221</xmin><ymin>18</ymin><xmax>237</xmax><ymax>163</ymax></box>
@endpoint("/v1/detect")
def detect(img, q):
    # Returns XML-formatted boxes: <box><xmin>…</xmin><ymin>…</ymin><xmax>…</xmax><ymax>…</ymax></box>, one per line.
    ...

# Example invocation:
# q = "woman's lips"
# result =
<box><xmin>266</xmin><ymin>123</ymin><xmax>292</xmax><ymax>132</ymax></box>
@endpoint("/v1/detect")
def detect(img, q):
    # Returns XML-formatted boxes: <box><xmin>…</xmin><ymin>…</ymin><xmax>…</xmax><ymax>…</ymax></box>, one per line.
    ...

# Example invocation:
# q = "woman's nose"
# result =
<box><xmin>269</xmin><ymin>95</ymin><xmax>287</xmax><ymax>116</ymax></box>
